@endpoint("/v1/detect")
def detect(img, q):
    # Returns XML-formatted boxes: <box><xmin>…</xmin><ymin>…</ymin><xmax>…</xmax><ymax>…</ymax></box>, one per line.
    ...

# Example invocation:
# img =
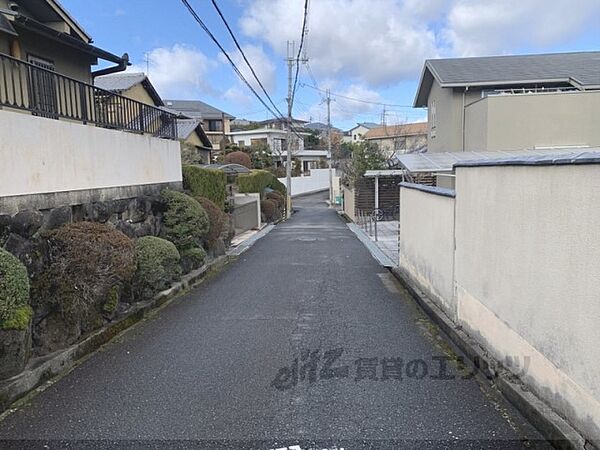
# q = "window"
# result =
<box><xmin>207</xmin><ymin>120</ymin><xmax>223</xmax><ymax>132</ymax></box>
<box><xmin>430</xmin><ymin>100</ymin><xmax>437</xmax><ymax>129</ymax></box>
<box><xmin>27</xmin><ymin>55</ymin><xmax>58</xmax><ymax>119</ymax></box>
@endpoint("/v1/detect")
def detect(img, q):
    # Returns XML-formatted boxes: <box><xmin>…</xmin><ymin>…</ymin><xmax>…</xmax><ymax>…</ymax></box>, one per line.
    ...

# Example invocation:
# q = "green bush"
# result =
<box><xmin>0</xmin><ymin>248</ymin><xmax>31</xmax><ymax>330</ymax></box>
<box><xmin>160</xmin><ymin>189</ymin><xmax>209</xmax><ymax>251</ymax></box>
<box><xmin>195</xmin><ymin>197</ymin><xmax>225</xmax><ymax>246</ymax></box>
<box><xmin>261</xmin><ymin>199</ymin><xmax>278</xmax><ymax>222</ymax></box>
<box><xmin>182</xmin><ymin>165</ymin><xmax>227</xmax><ymax>210</ymax></box>
<box><xmin>181</xmin><ymin>247</ymin><xmax>207</xmax><ymax>271</ymax></box>
<box><xmin>238</xmin><ymin>170</ymin><xmax>287</xmax><ymax>197</ymax></box>
<box><xmin>134</xmin><ymin>236</ymin><xmax>181</xmax><ymax>299</ymax></box>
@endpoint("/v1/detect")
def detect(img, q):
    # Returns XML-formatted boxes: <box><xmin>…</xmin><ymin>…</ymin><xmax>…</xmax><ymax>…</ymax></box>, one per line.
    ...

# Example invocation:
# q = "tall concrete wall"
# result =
<box><xmin>454</xmin><ymin>163</ymin><xmax>600</xmax><ymax>441</ymax></box>
<box><xmin>342</xmin><ymin>186</ymin><xmax>356</xmax><ymax>221</ymax></box>
<box><xmin>398</xmin><ymin>162</ymin><xmax>600</xmax><ymax>442</ymax></box>
<box><xmin>399</xmin><ymin>185</ymin><xmax>456</xmax><ymax>319</ymax></box>
<box><xmin>0</xmin><ymin>109</ymin><xmax>182</xmax><ymax>213</ymax></box>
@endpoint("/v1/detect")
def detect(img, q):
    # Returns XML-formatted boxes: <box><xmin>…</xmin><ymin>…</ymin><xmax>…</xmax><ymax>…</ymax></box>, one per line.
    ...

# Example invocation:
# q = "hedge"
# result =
<box><xmin>0</xmin><ymin>248</ymin><xmax>31</xmax><ymax>330</ymax></box>
<box><xmin>195</xmin><ymin>197</ymin><xmax>225</xmax><ymax>246</ymax></box>
<box><xmin>224</xmin><ymin>151</ymin><xmax>252</xmax><ymax>169</ymax></box>
<box><xmin>182</xmin><ymin>165</ymin><xmax>227</xmax><ymax>210</ymax></box>
<box><xmin>238</xmin><ymin>170</ymin><xmax>287</xmax><ymax>197</ymax></box>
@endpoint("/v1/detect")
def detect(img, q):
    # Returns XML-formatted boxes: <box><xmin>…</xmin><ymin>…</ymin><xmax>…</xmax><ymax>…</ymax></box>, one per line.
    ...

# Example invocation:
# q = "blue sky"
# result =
<box><xmin>62</xmin><ymin>0</ymin><xmax>600</xmax><ymax>130</ymax></box>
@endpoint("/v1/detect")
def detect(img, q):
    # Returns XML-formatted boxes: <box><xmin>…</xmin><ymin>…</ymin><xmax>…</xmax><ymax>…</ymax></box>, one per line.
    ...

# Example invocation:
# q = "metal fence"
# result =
<box><xmin>356</xmin><ymin>208</ymin><xmax>378</xmax><ymax>242</ymax></box>
<box><xmin>0</xmin><ymin>52</ymin><xmax>177</xmax><ymax>139</ymax></box>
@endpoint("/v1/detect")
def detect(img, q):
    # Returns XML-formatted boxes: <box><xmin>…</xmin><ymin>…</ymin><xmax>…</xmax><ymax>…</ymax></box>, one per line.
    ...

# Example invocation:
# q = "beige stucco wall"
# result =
<box><xmin>342</xmin><ymin>186</ymin><xmax>356</xmax><ymax>221</ymax></box>
<box><xmin>454</xmin><ymin>163</ymin><xmax>600</xmax><ymax>441</ymax></box>
<box><xmin>399</xmin><ymin>187</ymin><xmax>456</xmax><ymax>319</ymax></box>
<box><xmin>0</xmin><ymin>109</ymin><xmax>182</xmax><ymax>199</ymax></box>
<box><xmin>465</xmin><ymin>91</ymin><xmax>600</xmax><ymax>151</ymax></box>
<box><xmin>122</xmin><ymin>83</ymin><xmax>157</xmax><ymax>106</ymax></box>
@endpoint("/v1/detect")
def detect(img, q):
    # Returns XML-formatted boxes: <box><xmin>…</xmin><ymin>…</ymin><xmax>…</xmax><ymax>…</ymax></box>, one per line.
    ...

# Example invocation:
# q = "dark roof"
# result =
<box><xmin>259</xmin><ymin>117</ymin><xmax>307</xmax><ymax>125</ymax></box>
<box><xmin>164</xmin><ymin>100</ymin><xmax>234</xmax><ymax>120</ymax></box>
<box><xmin>0</xmin><ymin>13</ymin><xmax>18</xmax><ymax>37</ymax></box>
<box><xmin>94</xmin><ymin>73</ymin><xmax>163</xmax><ymax>106</ymax></box>
<box><xmin>176</xmin><ymin>119</ymin><xmax>212</xmax><ymax>148</ymax></box>
<box><xmin>17</xmin><ymin>0</ymin><xmax>91</xmax><ymax>42</ymax></box>
<box><xmin>415</xmin><ymin>51</ymin><xmax>600</xmax><ymax>107</ymax></box>
<box><xmin>304</xmin><ymin>122</ymin><xmax>341</xmax><ymax>133</ymax></box>
<box><xmin>453</xmin><ymin>150</ymin><xmax>600</xmax><ymax>168</ymax></box>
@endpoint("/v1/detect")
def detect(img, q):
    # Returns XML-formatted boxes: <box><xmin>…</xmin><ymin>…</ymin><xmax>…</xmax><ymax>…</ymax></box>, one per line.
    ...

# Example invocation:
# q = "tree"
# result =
<box><xmin>304</xmin><ymin>131</ymin><xmax>320</xmax><ymax>149</ymax></box>
<box><xmin>344</xmin><ymin>142</ymin><xmax>387</xmax><ymax>186</ymax></box>
<box><xmin>224</xmin><ymin>151</ymin><xmax>252</xmax><ymax>169</ymax></box>
<box><xmin>248</xmin><ymin>143</ymin><xmax>274</xmax><ymax>169</ymax></box>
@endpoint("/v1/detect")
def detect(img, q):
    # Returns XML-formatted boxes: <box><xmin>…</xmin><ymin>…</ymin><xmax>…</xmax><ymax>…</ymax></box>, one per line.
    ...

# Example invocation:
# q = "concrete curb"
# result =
<box><xmin>0</xmin><ymin>226</ymin><xmax>274</xmax><ymax>416</ymax></box>
<box><xmin>389</xmin><ymin>266</ymin><xmax>588</xmax><ymax>450</ymax></box>
<box><xmin>347</xmin><ymin>223</ymin><xmax>396</xmax><ymax>268</ymax></box>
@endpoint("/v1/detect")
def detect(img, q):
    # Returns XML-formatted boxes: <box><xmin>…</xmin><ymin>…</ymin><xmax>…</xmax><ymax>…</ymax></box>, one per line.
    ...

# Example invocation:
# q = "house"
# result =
<box><xmin>346</xmin><ymin>122</ymin><xmax>380</xmax><ymax>143</ymax></box>
<box><xmin>228</xmin><ymin>127</ymin><xmax>308</xmax><ymax>156</ymax></box>
<box><xmin>363</xmin><ymin>122</ymin><xmax>427</xmax><ymax>156</ymax></box>
<box><xmin>274</xmin><ymin>149</ymin><xmax>329</xmax><ymax>174</ymax></box>
<box><xmin>164</xmin><ymin>99</ymin><xmax>234</xmax><ymax>150</ymax></box>
<box><xmin>414</xmin><ymin>51</ymin><xmax>600</xmax><ymax>153</ymax></box>
<box><xmin>0</xmin><ymin>0</ymin><xmax>181</xmax><ymax>214</ymax></box>
<box><xmin>176</xmin><ymin>118</ymin><xmax>212</xmax><ymax>165</ymax></box>
<box><xmin>94</xmin><ymin>72</ymin><xmax>163</xmax><ymax>107</ymax></box>
<box><xmin>259</xmin><ymin>117</ymin><xmax>307</xmax><ymax>131</ymax></box>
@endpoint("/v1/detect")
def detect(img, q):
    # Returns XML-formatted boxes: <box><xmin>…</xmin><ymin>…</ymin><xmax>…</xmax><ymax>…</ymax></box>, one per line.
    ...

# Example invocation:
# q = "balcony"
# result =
<box><xmin>0</xmin><ymin>52</ymin><xmax>177</xmax><ymax>140</ymax></box>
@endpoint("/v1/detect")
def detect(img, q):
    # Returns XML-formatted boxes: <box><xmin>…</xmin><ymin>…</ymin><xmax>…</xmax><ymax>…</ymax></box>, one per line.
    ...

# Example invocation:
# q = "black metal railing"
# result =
<box><xmin>0</xmin><ymin>52</ymin><xmax>177</xmax><ymax>139</ymax></box>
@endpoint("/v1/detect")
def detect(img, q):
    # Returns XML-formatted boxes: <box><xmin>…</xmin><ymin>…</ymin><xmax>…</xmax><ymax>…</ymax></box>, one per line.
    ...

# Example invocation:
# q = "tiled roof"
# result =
<box><xmin>364</xmin><ymin>122</ymin><xmax>428</xmax><ymax>140</ymax></box>
<box><xmin>164</xmin><ymin>99</ymin><xmax>234</xmax><ymax>120</ymax></box>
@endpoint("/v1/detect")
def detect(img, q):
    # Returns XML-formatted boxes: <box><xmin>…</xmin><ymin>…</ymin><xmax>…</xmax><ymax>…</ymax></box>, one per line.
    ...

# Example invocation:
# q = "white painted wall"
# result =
<box><xmin>454</xmin><ymin>164</ymin><xmax>600</xmax><ymax>441</ymax></box>
<box><xmin>278</xmin><ymin>168</ymin><xmax>331</xmax><ymax>197</ymax></box>
<box><xmin>399</xmin><ymin>187</ymin><xmax>456</xmax><ymax>319</ymax></box>
<box><xmin>0</xmin><ymin>109</ymin><xmax>182</xmax><ymax>198</ymax></box>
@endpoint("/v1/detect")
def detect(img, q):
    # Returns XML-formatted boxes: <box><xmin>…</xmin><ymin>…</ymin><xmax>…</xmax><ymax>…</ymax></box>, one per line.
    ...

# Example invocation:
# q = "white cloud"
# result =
<box><xmin>443</xmin><ymin>0</ymin><xmax>600</xmax><ymax>56</ymax></box>
<box><xmin>220</xmin><ymin>44</ymin><xmax>277</xmax><ymax>93</ymax></box>
<box><xmin>240</xmin><ymin>0</ymin><xmax>440</xmax><ymax>86</ymax></box>
<box><xmin>223</xmin><ymin>86</ymin><xmax>253</xmax><ymax>107</ymax></box>
<box><xmin>129</xmin><ymin>44</ymin><xmax>217</xmax><ymax>99</ymax></box>
<box><xmin>301</xmin><ymin>84</ymin><xmax>383</xmax><ymax>123</ymax></box>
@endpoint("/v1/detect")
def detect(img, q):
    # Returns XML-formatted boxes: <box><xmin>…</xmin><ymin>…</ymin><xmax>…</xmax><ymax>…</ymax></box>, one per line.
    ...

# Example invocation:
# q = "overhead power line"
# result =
<box><xmin>209</xmin><ymin>0</ymin><xmax>286</xmax><ymax>120</ymax></box>
<box><xmin>291</xmin><ymin>0</ymin><xmax>309</xmax><ymax>107</ymax></box>
<box><xmin>301</xmin><ymin>83</ymin><xmax>414</xmax><ymax>108</ymax></box>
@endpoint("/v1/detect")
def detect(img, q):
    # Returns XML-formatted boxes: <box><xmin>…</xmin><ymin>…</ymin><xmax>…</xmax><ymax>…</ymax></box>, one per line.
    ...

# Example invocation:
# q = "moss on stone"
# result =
<box><xmin>0</xmin><ymin>248</ymin><xmax>30</xmax><ymax>324</ymax></box>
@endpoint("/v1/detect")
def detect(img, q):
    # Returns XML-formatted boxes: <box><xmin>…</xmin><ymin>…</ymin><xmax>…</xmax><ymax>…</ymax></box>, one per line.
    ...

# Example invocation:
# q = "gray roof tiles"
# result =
<box><xmin>94</xmin><ymin>73</ymin><xmax>147</xmax><ymax>91</ymax></box>
<box><xmin>164</xmin><ymin>99</ymin><xmax>234</xmax><ymax>120</ymax></box>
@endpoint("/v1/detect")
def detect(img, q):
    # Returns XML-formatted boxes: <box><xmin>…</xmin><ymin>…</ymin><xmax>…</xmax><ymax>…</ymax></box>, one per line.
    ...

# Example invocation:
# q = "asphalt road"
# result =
<box><xmin>0</xmin><ymin>191</ymin><xmax>546</xmax><ymax>449</ymax></box>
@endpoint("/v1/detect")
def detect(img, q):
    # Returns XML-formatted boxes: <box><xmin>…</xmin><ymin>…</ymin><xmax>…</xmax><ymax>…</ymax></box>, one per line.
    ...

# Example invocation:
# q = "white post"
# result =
<box><xmin>375</xmin><ymin>175</ymin><xmax>379</xmax><ymax>209</ymax></box>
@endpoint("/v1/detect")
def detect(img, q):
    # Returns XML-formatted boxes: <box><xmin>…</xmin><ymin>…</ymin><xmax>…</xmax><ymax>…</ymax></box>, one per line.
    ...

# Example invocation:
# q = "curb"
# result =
<box><xmin>389</xmin><ymin>266</ymin><xmax>589</xmax><ymax>450</ymax></box>
<box><xmin>347</xmin><ymin>223</ymin><xmax>396</xmax><ymax>268</ymax></box>
<box><xmin>0</xmin><ymin>227</ymin><xmax>273</xmax><ymax>416</ymax></box>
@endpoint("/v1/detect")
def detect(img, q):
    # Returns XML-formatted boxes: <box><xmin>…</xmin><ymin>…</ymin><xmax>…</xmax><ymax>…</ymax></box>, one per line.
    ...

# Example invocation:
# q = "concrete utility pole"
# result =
<box><xmin>326</xmin><ymin>88</ymin><xmax>334</xmax><ymax>207</ymax></box>
<box><xmin>285</xmin><ymin>41</ymin><xmax>294</xmax><ymax>218</ymax></box>
<box><xmin>284</xmin><ymin>40</ymin><xmax>307</xmax><ymax>218</ymax></box>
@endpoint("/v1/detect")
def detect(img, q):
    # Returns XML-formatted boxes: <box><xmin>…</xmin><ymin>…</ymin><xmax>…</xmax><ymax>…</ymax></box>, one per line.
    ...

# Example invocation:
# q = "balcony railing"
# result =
<box><xmin>0</xmin><ymin>52</ymin><xmax>177</xmax><ymax>140</ymax></box>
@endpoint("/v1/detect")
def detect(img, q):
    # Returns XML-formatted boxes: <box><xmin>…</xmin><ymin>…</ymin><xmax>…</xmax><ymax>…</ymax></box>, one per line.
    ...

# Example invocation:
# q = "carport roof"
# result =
<box><xmin>392</xmin><ymin>148</ymin><xmax>597</xmax><ymax>173</ymax></box>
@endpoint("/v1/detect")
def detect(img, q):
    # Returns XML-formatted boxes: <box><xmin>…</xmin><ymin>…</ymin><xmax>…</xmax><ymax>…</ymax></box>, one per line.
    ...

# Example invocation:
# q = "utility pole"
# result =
<box><xmin>326</xmin><ymin>88</ymin><xmax>333</xmax><ymax>207</ymax></box>
<box><xmin>284</xmin><ymin>40</ymin><xmax>307</xmax><ymax>218</ymax></box>
<box><xmin>285</xmin><ymin>41</ymin><xmax>295</xmax><ymax>219</ymax></box>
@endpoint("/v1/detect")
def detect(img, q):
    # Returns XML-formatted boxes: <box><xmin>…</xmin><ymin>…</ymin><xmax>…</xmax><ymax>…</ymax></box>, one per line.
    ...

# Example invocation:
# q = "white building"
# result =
<box><xmin>228</xmin><ymin>128</ymin><xmax>308</xmax><ymax>155</ymax></box>
<box><xmin>344</xmin><ymin>122</ymin><xmax>380</xmax><ymax>143</ymax></box>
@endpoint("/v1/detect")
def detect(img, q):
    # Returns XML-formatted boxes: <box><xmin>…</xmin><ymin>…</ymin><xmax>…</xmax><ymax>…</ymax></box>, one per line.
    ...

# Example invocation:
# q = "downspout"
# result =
<box><xmin>92</xmin><ymin>53</ymin><xmax>130</xmax><ymax>78</ymax></box>
<box><xmin>461</xmin><ymin>86</ymin><xmax>469</xmax><ymax>152</ymax></box>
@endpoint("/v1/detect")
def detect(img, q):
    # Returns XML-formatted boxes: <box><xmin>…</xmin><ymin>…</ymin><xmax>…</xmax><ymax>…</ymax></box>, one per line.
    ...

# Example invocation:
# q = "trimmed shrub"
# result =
<box><xmin>180</xmin><ymin>246</ymin><xmax>207</xmax><ymax>273</ymax></box>
<box><xmin>224</xmin><ymin>151</ymin><xmax>252</xmax><ymax>169</ymax></box>
<box><xmin>182</xmin><ymin>165</ymin><xmax>227</xmax><ymax>210</ymax></box>
<box><xmin>266</xmin><ymin>191</ymin><xmax>285</xmax><ymax>211</ymax></box>
<box><xmin>31</xmin><ymin>222</ymin><xmax>135</xmax><ymax>354</ymax></box>
<box><xmin>0</xmin><ymin>248</ymin><xmax>31</xmax><ymax>330</ymax></box>
<box><xmin>261</xmin><ymin>199</ymin><xmax>278</xmax><ymax>222</ymax></box>
<box><xmin>270</xmin><ymin>177</ymin><xmax>287</xmax><ymax>196</ymax></box>
<box><xmin>195</xmin><ymin>197</ymin><xmax>225</xmax><ymax>246</ymax></box>
<box><xmin>134</xmin><ymin>236</ymin><xmax>181</xmax><ymax>299</ymax></box>
<box><xmin>160</xmin><ymin>189</ymin><xmax>209</xmax><ymax>251</ymax></box>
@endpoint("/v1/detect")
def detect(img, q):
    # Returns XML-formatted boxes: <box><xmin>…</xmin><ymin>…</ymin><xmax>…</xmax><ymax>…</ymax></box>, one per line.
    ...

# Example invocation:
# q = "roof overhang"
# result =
<box><xmin>14</xmin><ymin>14</ymin><xmax>124</xmax><ymax>64</ymax></box>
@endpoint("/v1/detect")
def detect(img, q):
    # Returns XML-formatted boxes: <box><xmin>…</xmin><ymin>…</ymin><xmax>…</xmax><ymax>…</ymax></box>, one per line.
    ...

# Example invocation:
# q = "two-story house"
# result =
<box><xmin>364</xmin><ymin>122</ymin><xmax>427</xmax><ymax>156</ymax></box>
<box><xmin>346</xmin><ymin>122</ymin><xmax>379</xmax><ymax>143</ymax></box>
<box><xmin>164</xmin><ymin>99</ymin><xmax>234</xmax><ymax>151</ymax></box>
<box><xmin>414</xmin><ymin>51</ymin><xmax>600</xmax><ymax>153</ymax></box>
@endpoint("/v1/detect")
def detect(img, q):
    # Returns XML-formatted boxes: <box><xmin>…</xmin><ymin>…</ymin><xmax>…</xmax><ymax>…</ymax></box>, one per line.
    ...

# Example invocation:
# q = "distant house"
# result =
<box><xmin>228</xmin><ymin>127</ymin><xmax>308</xmax><ymax>155</ymax></box>
<box><xmin>414</xmin><ymin>51</ymin><xmax>600</xmax><ymax>152</ymax></box>
<box><xmin>345</xmin><ymin>122</ymin><xmax>380</xmax><ymax>143</ymax></box>
<box><xmin>304</xmin><ymin>121</ymin><xmax>341</xmax><ymax>136</ymax></box>
<box><xmin>259</xmin><ymin>117</ymin><xmax>307</xmax><ymax>131</ymax></box>
<box><xmin>176</xmin><ymin>118</ymin><xmax>212</xmax><ymax>165</ymax></box>
<box><xmin>94</xmin><ymin>72</ymin><xmax>163</xmax><ymax>107</ymax></box>
<box><xmin>164</xmin><ymin>99</ymin><xmax>234</xmax><ymax>150</ymax></box>
<box><xmin>364</xmin><ymin>122</ymin><xmax>427</xmax><ymax>156</ymax></box>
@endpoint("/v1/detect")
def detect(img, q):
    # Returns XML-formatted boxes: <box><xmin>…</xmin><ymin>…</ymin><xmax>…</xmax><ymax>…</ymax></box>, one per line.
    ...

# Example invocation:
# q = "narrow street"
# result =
<box><xmin>0</xmin><ymin>192</ymin><xmax>543</xmax><ymax>449</ymax></box>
